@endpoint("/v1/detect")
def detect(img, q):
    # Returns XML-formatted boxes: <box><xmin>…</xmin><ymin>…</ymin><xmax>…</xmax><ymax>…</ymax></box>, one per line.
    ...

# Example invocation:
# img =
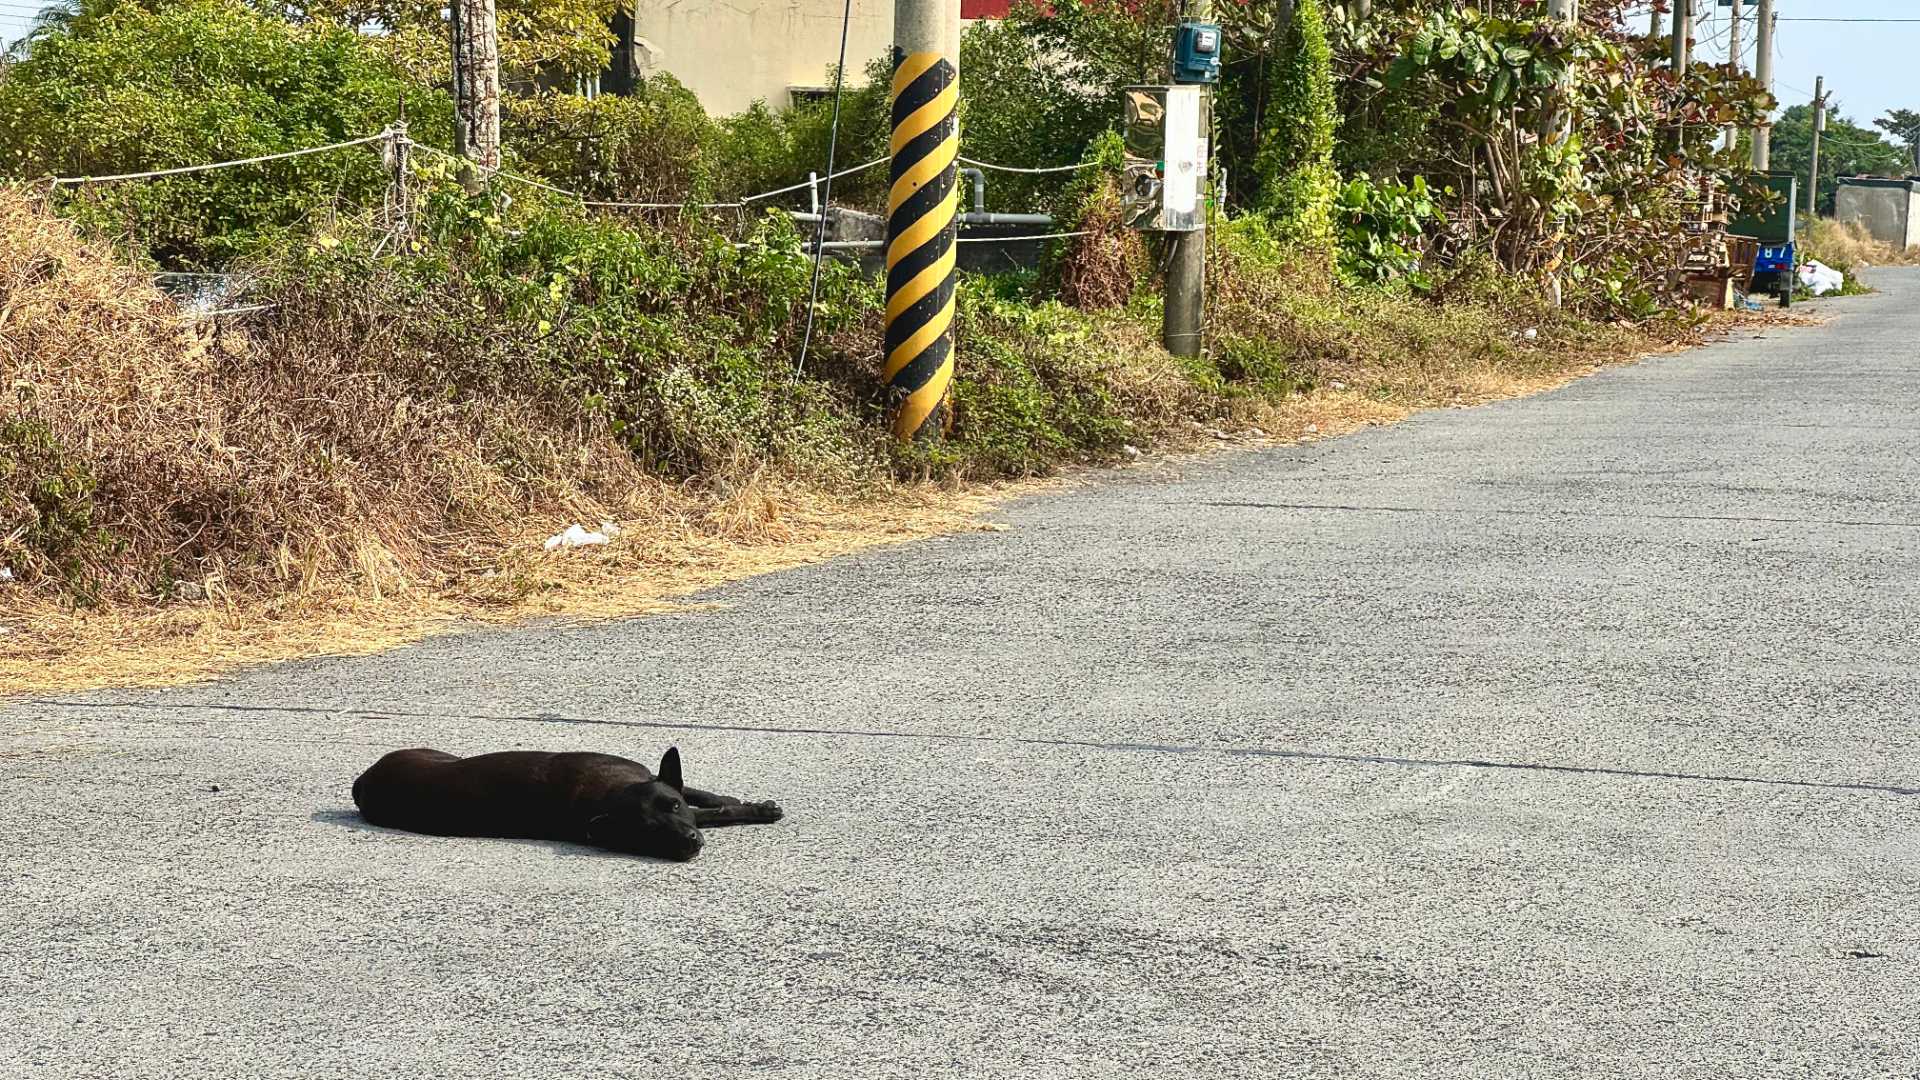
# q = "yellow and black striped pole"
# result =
<box><xmin>884</xmin><ymin>43</ymin><xmax>960</xmax><ymax>442</ymax></box>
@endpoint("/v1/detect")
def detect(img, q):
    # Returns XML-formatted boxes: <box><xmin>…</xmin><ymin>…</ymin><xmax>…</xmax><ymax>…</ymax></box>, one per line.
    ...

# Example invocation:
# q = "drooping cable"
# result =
<box><xmin>792</xmin><ymin>0</ymin><xmax>857</xmax><ymax>377</ymax></box>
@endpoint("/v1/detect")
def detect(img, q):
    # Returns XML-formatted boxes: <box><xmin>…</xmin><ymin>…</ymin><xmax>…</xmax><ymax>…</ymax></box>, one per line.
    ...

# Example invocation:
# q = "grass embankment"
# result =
<box><xmin>1803</xmin><ymin>218</ymin><xmax>1920</xmax><ymax>272</ymax></box>
<box><xmin>3</xmin><ymin>186</ymin><xmax>1695</xmax><ymax>695</ymax></box>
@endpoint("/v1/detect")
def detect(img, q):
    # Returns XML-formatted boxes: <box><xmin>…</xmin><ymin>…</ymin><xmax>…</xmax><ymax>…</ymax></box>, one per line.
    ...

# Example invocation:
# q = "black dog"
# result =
<box><xmin>351</xmin><ymin>746</ymin><xmax>781</xmax><ymax>861</ymax></box>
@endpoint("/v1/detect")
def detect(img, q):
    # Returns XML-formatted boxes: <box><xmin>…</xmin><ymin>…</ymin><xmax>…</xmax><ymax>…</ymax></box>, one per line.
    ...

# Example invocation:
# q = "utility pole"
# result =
<box><xmin>1671</xmin><ymin>0</ymin><xmax>1690</xmax><ymax>72</ymax></box>
<box><xmin>1650</xmin><ymin>3</ymin><xmax>1662</xmax><ymax>41</ymax></box>
<box><xmin>1544</xmin><ymin>0</ymin><xmax>1577</xmax><ymax>139</ymax></box>
<box><xmin>1724</xmin><ymin>0</ymin><xmax>1743</xmax><ymax>152</ymax></box>
<box><xmin>450</xmin><ymin>0</ymin><xmax>501</xmax><ymax>177</ymax></box>
<box><xmin>1164</xmin><ymin>0</ymin><xmax>1214</xmax><ymax>359</ymax></box>
<box><xmin>1808</xmin><ymin>76</ymin><xmax>1826</xmax><ymax>220</ymax></box>
<box><xmin>883</xmin><ymin>0</ymin><xmax>961</xmax><ymax>441</ymax></box>
<box><xmin>1753</xmin><ymin>0</ymin><xmax>1775</xmax><ymax>170</ymax></box>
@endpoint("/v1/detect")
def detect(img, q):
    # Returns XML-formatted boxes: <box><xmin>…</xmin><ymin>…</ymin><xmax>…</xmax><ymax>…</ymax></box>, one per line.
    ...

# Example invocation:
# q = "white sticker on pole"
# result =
<box><xmin>1162</xmin><ymin>87</ymin><xmax>1200</xmax><ymax>218</ymax></box>
<box><xmin>1160</xmin><ymin>86</ymin><xmax>1207</xmax><ymax>231</ymax></box>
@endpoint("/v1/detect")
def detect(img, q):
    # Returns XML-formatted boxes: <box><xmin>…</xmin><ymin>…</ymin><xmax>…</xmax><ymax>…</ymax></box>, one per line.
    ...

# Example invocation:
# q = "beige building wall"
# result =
<box><xmin>628</xmin><ymin>0</ymin><xmax>881</xmax><ymax>116</ymax></box>
<box><xmin>628</xmin><ymin>0</ymin><xmax>967</xmax><ymax>116</ymax></box>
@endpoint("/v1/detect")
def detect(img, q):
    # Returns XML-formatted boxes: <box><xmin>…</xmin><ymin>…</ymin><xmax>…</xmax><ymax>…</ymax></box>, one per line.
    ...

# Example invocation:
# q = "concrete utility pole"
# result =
<box><xmin>1543</xmin><ymin>0</ymin><xmax>1577</xmax><ymax>140</ymax></box>
<box><xmin>1809</xmin><ymin>76</ymin><xmax>1826</xmax><ymax>220</ymax></box>
<box><xmin>1671</xmin><ymin>0</ymin><xmax>1690</xmax><ymax>72</ymax></box>
<box><xmin>1725</xmin><ymin>0</ymin><xmax>1744</xmax><ymax>151</ymax></box>
<box><xmin>450</xmin><ymin>0</ymin><xmax>501</xmax><ymax>176</ymax></box>
<box><xmin>882</xmin><ymin>0</ymin><xmax>961</xmax><ymax>441</ymax></box>
<box><xmin>1164</xmin><ymin>0</ymin><xmax>1212</xmax><ymax>360</ymax></box>
<box><xmin>1753</xmin><ymin>0</ymin><xmax>1775</xmax><ymax>169</ymax></box>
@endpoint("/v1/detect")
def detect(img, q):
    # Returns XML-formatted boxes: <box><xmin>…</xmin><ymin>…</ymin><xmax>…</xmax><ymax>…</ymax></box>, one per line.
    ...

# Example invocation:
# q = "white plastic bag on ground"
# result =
<box><xmin>543</xmin><ymin>524</ymin><xmax>610</xmax><ymax>551</ymax></box>
<box><xmin>1799</xmin><ymin>259</ymin><xmax>1844</xmax><ymax>297</ymax></box>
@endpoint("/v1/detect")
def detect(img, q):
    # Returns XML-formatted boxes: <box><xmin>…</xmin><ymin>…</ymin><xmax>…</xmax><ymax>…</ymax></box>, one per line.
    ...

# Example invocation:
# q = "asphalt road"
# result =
<box><xmin>5</xmin><ymin>274</ymin><xmax>1918</xmax><ymax>1079</ymax></box>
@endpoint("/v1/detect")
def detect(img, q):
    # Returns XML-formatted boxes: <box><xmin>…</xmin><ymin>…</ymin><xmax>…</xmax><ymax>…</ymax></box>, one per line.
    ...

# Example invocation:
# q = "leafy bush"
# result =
<box><xmin>1255</xmin><ymin>0</ymin><xmax>1339</xmax><ymax>248</ymax></box>
<box><xmin>273</xmin><ymin>187</ymin><xmax>885</xmax><ymax>479</ymax></box>
<box><xmin>295</xmin><ymin>0</ymin><xmax>618</xmax><ymax>84</ymax></box>
<box><xmin>712</xmin><ymin>58</ymin><xmax>893</xmax><ymax>209</ymax></box>
<box><xmin>1335</xmin><ymin>173</ymin><xmax>1441</xmax><ymax>286</ymax></box>
<box><xmin>942</xmin><ymin>281</ymin><xmax>1211</xmax><ymax>476</ymax></box>
<box><xmin>958</xmin><ymin>13</ymin><xmax>1114</xmax><ymax>212</ymax></box>
<box><xmin>263</xmin><ymin>179</ymin><xmax>1237</xmax><ymax>488</ymax></box>
<box><xmin>0</xmin><ymin>0</ymin><xmax>450</xmax><ymax>265</ymax></box>
<box><xmin>1209</xmin><ymin>214</ymin><xmax>1632</xmax><ymax>402</ymax></box>
<box><xmin>1050</xmin><ymin>131</ymin><xmax>1148</xmax><ymax>310</ymax></box>
<box><xmin>0</xmin><ymin>418</ymin><xmax>108</xmax><ymax>588</ymax></box>
<box><xmin>503</xmin><ymin>77</ymin><xmax>724</xmax><ymax>204</ymax></box>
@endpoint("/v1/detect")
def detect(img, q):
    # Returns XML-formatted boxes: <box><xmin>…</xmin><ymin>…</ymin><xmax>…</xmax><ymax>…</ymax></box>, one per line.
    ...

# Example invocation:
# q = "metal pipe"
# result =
<box><xmin>958</xmin><ymin>167</ymin><xmax>985</xmax><ymax>213</ymax></box>
<box><xmin>794</xmin><ymin>211</ymin><xmax>1051</xmax><ymax>226</ymax></box>
<box><xmin>959</xmin><ymin>212</ymin><xmax>1053</xmax><ymax>226</ymax></box>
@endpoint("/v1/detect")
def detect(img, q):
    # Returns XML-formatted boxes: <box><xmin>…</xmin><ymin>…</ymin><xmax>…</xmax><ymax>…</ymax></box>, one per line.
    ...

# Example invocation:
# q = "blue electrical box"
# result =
<box><xmin>1173</xmin><ymin>22</ymin><xmax>1222</xmax><ymax>85</ymax></box>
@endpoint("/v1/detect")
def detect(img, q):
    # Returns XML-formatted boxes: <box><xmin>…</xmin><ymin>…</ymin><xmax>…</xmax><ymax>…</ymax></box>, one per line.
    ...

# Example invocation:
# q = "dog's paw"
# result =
<box><xmin>750</xmin><ymin>800</ymin><xmax>784</xmax><ymax>824</ymax></box>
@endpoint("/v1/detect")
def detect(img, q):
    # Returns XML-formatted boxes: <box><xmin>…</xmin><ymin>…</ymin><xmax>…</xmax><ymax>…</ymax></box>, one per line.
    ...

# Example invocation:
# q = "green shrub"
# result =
<box><xmin>958</xmin><ymin>14</ymin><xmax>1114</xmax><ymax>213</ymax></box>
<box><xmin>1255</xmin><ymin>0</ymin><xmax>1340</xmax><ymax>248</ymax></box>
<box><xmin>713</xmin><ymin>59</ymin><xmax>893</xmax><ymax>209</ymax></box>
<box><xmin>0</xmin><ymin>418</ymin><xmax>109</xmax><ymax>587</ymax></box>
<box><xmin>947</xmin><ymin>284</ymin><xmax>1133</xmax><ymax>473</ymax></box>
<box><xmin>503</xmin><ymin>77</ymin><xmax>724</xmax><ymax>204</ymax></box>
<box><xmin>269</xmin><ymin>186</ymin><xmax>886</xmax><ymax>479</ymax></box>
<box><xmin>1049</xmin><ymin>131</ymin><xmax>1148</xmax><ymax>309</ymax></box>
<box><xmin>1336</xmin><ymin>173</ymin><xmax>1441</xmax><ymax>286</ymax></box>
<box><xmin>0</xmin><ymin>0</ymin><xmax>450</xmax><ymax>265</ymax></box>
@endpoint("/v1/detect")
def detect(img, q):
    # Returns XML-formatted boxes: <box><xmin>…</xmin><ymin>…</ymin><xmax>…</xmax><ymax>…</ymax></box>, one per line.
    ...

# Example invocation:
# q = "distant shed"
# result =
<box><xmin>1834</xmin><ymin>177</ymin><xmax>1920</xmax><ymax>251</ymax></box>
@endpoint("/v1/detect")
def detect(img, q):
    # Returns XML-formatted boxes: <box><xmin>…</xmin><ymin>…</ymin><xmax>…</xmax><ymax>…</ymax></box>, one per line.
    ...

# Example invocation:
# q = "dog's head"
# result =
<box><xmin>585</xmin><ymin>747</ymin><xmax>703</xmax><ymax>861</ymax></box>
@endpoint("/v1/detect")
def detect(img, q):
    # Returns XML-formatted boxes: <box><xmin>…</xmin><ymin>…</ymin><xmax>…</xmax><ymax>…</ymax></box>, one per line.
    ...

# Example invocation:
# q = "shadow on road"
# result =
<box><xmin>307</xmin><ymin>807</ymin><xmax>680</xmax><ymax>861</ymax></box>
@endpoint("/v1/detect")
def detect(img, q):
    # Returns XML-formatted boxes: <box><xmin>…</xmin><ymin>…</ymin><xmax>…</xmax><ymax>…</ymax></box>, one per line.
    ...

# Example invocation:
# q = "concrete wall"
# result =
<box><xmin>628</xmin><ymin>0</ymin><xmax>967</xmax><ymax>116</ymax></box>
<box><xmin>1835</xmin><ymin>181</ymin><xmax>1920</xmax><ymax>250</ymax></box>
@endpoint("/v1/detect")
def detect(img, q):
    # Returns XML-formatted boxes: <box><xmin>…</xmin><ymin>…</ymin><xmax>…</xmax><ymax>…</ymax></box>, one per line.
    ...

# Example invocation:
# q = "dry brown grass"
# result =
<box><xmin>1</xmin><ymin>477</ymin><xmax>1025</xmax><ymax>695</ymax></box>
<box><xmin>1806</xmin><ymin>218</ymin><xmax>1920</xmax><ymax>270</ymax></box>
<box><xmin>1</xmin><ymin>190</ymin><xmax>1765</xmax><ymax>698</ymax></box>
<box><xmin>0</xmin><ymin>185</ymin><xmax>666</xmax><ymax>604</ymax></box>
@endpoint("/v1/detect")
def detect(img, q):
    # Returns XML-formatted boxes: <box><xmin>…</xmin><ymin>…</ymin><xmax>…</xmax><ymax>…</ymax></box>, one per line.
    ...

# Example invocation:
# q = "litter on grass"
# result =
<box><xmin>543</xmin><ymin>522</ymin><xmax>622</xmax><ymax>551</ymax></box>
<box><xmin>1799</xmin><ymin>260</ymin><xmax>1845</xmax><ymax>297</ymax></box>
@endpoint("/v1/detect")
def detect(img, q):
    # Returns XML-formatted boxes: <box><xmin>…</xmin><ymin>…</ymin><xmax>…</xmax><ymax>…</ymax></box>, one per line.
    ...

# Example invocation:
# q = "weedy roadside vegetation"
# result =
<box><xmin>0</xmin><ymin>0</ymin><xmax>1774</xmax><ymax>690</ymax></box>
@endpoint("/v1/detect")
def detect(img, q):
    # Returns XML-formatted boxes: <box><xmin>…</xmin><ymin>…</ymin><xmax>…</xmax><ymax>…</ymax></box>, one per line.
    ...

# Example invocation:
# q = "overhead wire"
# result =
<box><xmin>790</xmin><ymin>0</ymin><xmax>856</xmax><ymax>377</ymax></box>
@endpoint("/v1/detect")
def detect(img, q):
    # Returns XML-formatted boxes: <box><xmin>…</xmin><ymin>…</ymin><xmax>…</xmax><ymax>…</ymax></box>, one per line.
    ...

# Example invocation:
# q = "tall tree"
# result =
<box><xmin>1874</xmin><ymin>108</ymin><xmax>1920</xmax><ymax>174</ymax></box>
<box><xmin>276</xmin><ymin>0</ymin><xmax>617</xmax><ymax>83</ymax></box>
<box><xmin>1771</xmin><ymin>104</ymin><xmax>1906</xmax><ymax>214</ymax></box>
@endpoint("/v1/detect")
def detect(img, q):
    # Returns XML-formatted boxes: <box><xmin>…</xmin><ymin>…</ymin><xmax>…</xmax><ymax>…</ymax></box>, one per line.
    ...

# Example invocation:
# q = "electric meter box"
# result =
<box><xmin>1120</xmin><ymin>85</ymin><xmax>1211</xmax><ymax>232</ymax></box>
<box><xmin>1173</xmin><ymin>22</ymin><xmax>1222</xmax><ymax>84</ymax></box>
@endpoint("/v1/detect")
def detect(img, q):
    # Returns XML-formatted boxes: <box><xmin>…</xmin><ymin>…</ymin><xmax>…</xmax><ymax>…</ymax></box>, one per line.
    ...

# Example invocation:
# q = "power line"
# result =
<box><xmin>791</xmin><ymin>0</ymin><xmax>854</xmax><ymax>378</ymax></box>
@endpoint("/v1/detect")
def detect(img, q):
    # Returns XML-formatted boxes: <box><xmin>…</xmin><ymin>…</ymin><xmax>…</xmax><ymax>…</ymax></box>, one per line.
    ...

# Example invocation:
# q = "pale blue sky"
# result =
<box><xmin>0</xmin><ymin>2</ymin><xmax>1911</xmax><ymax>128</ymax></box>
<box><xmin>1690</xmin><ymin>0</ymin><xmax>1920</xmax><ymax>130</ymax></box>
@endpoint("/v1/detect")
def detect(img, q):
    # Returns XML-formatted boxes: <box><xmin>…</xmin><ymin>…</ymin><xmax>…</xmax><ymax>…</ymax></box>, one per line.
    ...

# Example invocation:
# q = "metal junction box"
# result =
<box><xmin>1173</xmin><ymin>21</ymin><xmax>1222</xmax><ymax>85</ymax></box>
<box><xmin>1120</xmin><ymin>85</ymin><xmax>1211</xmax><ymax>232</ymax></box>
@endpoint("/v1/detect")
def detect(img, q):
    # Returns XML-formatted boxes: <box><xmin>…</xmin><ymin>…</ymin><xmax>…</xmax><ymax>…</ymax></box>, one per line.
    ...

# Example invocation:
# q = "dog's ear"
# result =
<box><xmin>657</xmin><ymin>746</ymin><xmax>684</xmax><ymax>792</ymax></box>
